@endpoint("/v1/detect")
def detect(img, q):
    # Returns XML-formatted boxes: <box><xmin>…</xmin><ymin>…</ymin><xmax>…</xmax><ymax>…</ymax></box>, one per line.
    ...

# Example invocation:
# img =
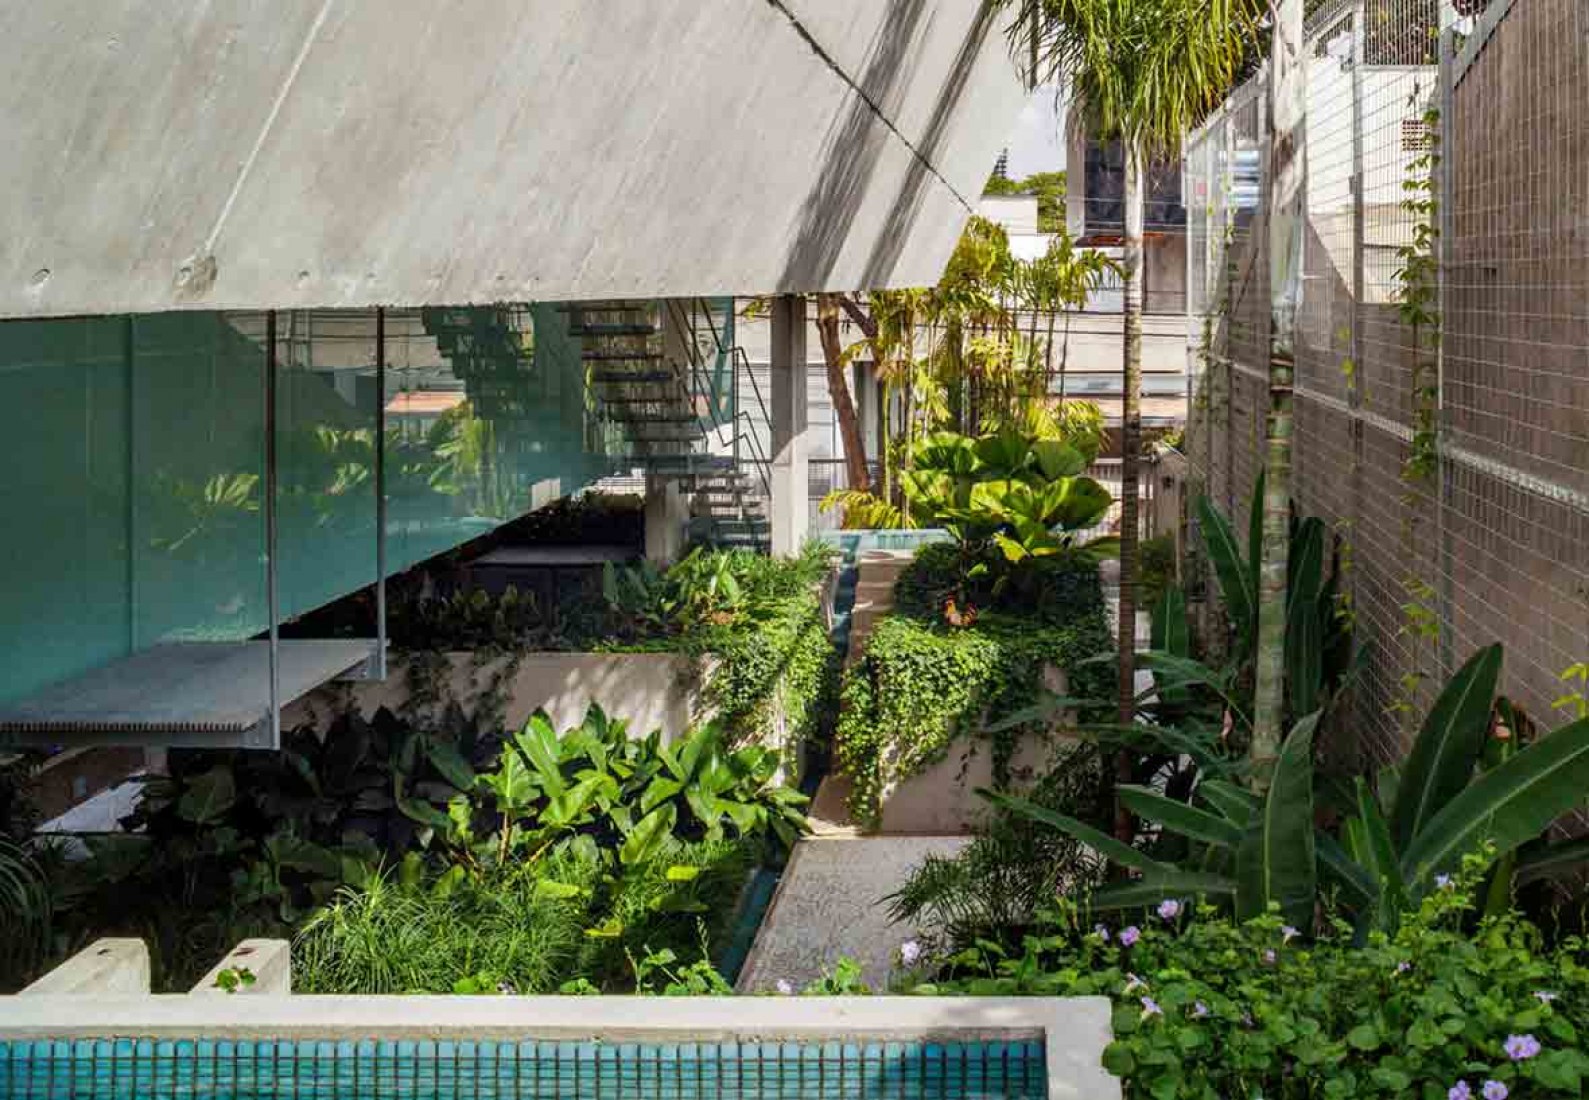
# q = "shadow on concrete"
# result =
<box><xmin>775</xmin><ymin>0</ymin><xmax>929</xmax><ymax>291</ymax></box>
<box><xmin>859</xmin><ymin>3</ymin><xmax>996</xmax><ymax>288</ymax></box>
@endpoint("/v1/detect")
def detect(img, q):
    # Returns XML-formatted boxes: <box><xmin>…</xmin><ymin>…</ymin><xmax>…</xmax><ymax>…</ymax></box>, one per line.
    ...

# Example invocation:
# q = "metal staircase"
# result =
<box><xmin>568</xmin><ymin>298</ymin><xmax>773</xmax><ymax>552</ymax></box>
<box><xmin>420</xmin><ymin>305</ymin><xmax>538</xmax><ymax>425</ymax></box>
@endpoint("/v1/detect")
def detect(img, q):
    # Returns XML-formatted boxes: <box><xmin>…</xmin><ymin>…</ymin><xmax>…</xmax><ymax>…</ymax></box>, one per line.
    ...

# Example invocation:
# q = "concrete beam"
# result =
<box><xmin>190</xmin><ymin>939</ymin><xmax>292</xmax><ymax>996</ymax></box>
<box><xmin>768</xmin><ymin>295</ymin><xmax>810</xmax><ymax>557</ymax></box>
<box><xmin>20</xmin><ymin>939</ymin><xmax>148</xmax><ymax>995</ymax></box>
<box><xmin>0</xmin><ymin>2</ymin><xmax>1024</xmax><ymax>318</ymax></box>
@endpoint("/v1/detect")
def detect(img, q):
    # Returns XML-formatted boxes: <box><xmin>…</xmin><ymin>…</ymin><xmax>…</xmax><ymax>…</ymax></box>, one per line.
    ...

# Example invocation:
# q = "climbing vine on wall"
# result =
<box><xmin>1388</xmin><ymin>103</ymin><xmax>1445</xmax><ymax>723</ymax></box>
<box><xmin>1395</xmin><ymin>104</ymin><xmax>1442</xmax><ymax>486</ymax></box>
<box><xmin>834</xmin><ymin>551</ymin><xmax>1112</xmax><ymax>828</ymax></box>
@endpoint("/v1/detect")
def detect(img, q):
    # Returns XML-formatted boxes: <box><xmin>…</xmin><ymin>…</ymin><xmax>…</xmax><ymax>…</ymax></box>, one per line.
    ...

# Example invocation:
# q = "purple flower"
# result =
<box><xmin>1281</xmin><ymin>925</ymin><xmax>1299</xmax><ymax>943</ymax></box>
<box><xmin>1119</xmin><ymin>926</ymin><xmax>1141</xmax><ymax>947</ymax></box>
<box><xmin>1448</xmin><ymin>1081</ymin><xmax>1472</xmax><ymax>1100</ymax></box>
<box><xmin>899</xmin><ymin>940</ymin><xmax>923</xmax><ymax>967</ymax></box>
<box><xmin>1435</xmin><ymin>873</ymin><xmax>1453</xmax><ymax>890</ymax></box>
<box><xmin>1094</xmin><ymin>923</ymin><xmax>1111</xmax><ymax>942</ymax></box>
<box><xmin>1534</xmin><ymin>990</ymin><xmax>1557</xmax><ymax>1004</ymax></box>
<box><xmin>1124</xmin><ymin>973</ymin><xmax>1147</xmax><ymax>993</ymax></box>
<box><xmin>1503</xmin><ymin>1034</ymin><xmax>1541</xmax><ymax>1061</ymax></box>
<box><xmin>1262</xmin><ymin>949</ymin><xmax>1277</xmax><ymax>964</ymax></box>
<box><xmin>1192</xmin><ymin>1001</ymin><xmax>1209</xmax><ymax>1019</ymax></box>
<box><xmin>1395</xmin><ymin>961</ymin><xmax>1411</xmax><ymax>975</ymax></box>
<box><xmin>1140</xmin><ymin>996</ymin><xmax>1161</xmax><ymax>1017</ymax></box>
<box><xmin>775</xmin><ymin>979</ymin><xmax>794</xmax><ymax>996</ymax></box>
<box><xmin>1482</xmin><ymin>1083</ymin><xmax>1508</xmax><ymax>1100</ymax></box>
<box><xmin>1157</xmin><ymin>899</ymin><xmax>1181</xmax><ymax>921</ymax></box>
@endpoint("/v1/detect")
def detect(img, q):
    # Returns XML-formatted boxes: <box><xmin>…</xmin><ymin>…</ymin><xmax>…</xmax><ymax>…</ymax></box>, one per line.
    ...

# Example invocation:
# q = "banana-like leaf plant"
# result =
<box><xmin>902</xmin><ymin>427</ymin><xmax>1115</xmax><ymax>565</ymax></box>
<box><xmin>989</xmin><ymin>643</ymin><xmax>1589</xmax><ymax>933</ymax></box>
<box><xmin>1195</xmin><ymin>479</ymin><xmax>1357</xmax><ymax>721</ymax></box>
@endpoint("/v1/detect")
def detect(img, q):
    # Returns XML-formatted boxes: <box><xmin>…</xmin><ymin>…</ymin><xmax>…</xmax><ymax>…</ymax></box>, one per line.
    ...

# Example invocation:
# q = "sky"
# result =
<box><xmin>1001</xmin><ymin>83</ymin><xmax>1068</xmax><ymax>178</ymax></box>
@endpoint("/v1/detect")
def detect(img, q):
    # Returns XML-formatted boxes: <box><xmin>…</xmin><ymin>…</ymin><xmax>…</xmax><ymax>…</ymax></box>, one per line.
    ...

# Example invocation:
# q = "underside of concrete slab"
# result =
<box><xmin>0</xmin><ymin>1</ymin><xmax>1024</xmax><ymax>317</ymax></box>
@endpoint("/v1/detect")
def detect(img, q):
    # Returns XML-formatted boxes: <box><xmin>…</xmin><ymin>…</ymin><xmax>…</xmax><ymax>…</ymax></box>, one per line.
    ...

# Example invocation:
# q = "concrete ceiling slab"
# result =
<box><xmin>0</xmin><ymin>0</ymin><xmax>1024</xmax><ymax>318</ymax></box>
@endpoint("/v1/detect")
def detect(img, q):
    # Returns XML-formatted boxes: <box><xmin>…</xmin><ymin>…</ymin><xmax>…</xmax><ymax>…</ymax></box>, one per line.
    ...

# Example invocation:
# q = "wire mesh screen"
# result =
<box><xmin>1185</xmin><ymin>0</ymin><xmax>1589</xmax><ymax>766</ymax></box>
<box><xmin>0</xmin><ymin>1038</ymin><xmax>1048</xmax><ymax>1100</ymax></box>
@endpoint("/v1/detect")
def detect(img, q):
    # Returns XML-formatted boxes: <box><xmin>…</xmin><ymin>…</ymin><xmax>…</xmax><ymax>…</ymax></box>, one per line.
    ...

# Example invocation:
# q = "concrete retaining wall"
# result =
<box><xmin>288</xmin><ymin>652</ymin><xmax>709</xmax><ymax>741</ymax></box>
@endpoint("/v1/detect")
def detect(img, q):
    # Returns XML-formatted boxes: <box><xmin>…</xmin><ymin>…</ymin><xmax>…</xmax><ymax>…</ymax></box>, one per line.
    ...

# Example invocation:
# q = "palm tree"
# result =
<box><xmin>1250</xmin><ymin>0</ymin><xmax>1307</xmax><ymax>790</ymax></box>
<box><xmin>1002</xmin><ymin>0</ymin><xmax>1262</xmax><ymax>827</ymax></box>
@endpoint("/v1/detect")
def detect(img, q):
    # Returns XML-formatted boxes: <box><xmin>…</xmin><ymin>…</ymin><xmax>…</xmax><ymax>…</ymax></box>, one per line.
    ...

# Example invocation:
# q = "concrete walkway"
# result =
<box><xmin>735</xmin><ymin>835</ymin><xmax>968</xmax><ymax>993</ymax></box>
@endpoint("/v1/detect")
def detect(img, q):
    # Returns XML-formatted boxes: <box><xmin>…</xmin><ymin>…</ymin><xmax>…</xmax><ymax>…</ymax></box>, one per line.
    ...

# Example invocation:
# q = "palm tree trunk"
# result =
<box><xmin>1058</xmin><ymin>311</ymin><xmax>1071</xmax><ymax>401</ymax></box>
<box><xmin>815</xmin><ymin>293</ymin><xmax>871</xmax><ymax>495</ymax></box>
<box><xmin>1043</xmin><ymin>307</ymin><xmax>1057</xmax><ymax>395</ymax></box>
<box><xmin>1251</xmin><ymin>0</ymin><xmax>1307</xmax><ymax>791</ymax></box>
<box><xmin>1114</xmin><ymin>147</ymin><xmax>1146</xmax><ymax>840</ymax></box>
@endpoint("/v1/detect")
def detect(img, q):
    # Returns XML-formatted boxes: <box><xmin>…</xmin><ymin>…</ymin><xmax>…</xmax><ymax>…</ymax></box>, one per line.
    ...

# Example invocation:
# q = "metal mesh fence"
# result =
<box><xmin>1185</xmin><ymin>0</ymin><xmax>1589</xmax><ymax>765</ymax></box>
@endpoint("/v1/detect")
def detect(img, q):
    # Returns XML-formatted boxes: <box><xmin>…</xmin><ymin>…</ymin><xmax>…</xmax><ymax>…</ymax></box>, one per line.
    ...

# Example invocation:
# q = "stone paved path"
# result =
<box><xmin>735</xmin><ymin>835</ymin><xmax>969</xmax><ymax>993</ymax></box>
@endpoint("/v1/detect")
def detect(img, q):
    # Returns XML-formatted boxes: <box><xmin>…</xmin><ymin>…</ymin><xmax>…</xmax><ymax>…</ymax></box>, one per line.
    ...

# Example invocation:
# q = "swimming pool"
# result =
<box><xmin>0</xmin><ymin>995</ymin><xmax>1115</xmax><ymax>1100</ymax></box>
<box><xmin>0</xmin><ymin>1037</ymin><xmax>1047</xmax><ymax>1099</ymax></box>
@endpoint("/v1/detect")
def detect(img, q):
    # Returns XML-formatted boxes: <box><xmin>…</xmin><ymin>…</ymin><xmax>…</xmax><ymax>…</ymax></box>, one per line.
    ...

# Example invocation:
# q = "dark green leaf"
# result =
<box><xmin>1237</xmin><ymin>712</ymin><xmax>1318</xmax><ymax>926</ymax></box>
<box><xmin>1198</xmin><ymin>493</ymin><xmax>1255</xmax><ymax>653</ymax></box>
<box><xmin>177</xmin><ymin>766</ymin><xmax>236</xmax><ymax>825</ymax></box>
<box><xmin>1401</xmin><ymin>714</ymin><xmax>1589</xmax><ymax>888</ymax></box>
<box><xmin>1119</xmin><ymin>785</ymin><xmax>1243</xmax><ymax>848</ymax></box>
<box><xmin>981</xmin><ymin>789</ymin><xmax>1167</xmax><ymax>873</ymax></box>
<box><xmin>1515</xmin><ymin>836</ymin><xmax>1589</xmax><ymax>885</ymax></box>
<box><xmin>1391</xmin><ymin>644</ymin><xmax>1503</xmax><ymax>848</ymax></box>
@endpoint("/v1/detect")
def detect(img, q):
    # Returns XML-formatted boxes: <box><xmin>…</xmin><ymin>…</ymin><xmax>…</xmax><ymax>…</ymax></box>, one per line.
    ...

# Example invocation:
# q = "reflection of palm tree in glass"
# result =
<box><xmin>394</xmin><ymin>402</ymin><xmax>518</xmax><ymax>523</ymax></box>
<box><xmin>150</xmin><ymin>472</ymin><xmax>261</xmax><ymax>555</ymax></box>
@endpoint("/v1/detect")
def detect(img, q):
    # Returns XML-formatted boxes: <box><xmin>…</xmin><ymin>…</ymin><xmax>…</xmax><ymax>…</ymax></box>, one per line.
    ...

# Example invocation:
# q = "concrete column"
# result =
<box><xmin>643</xmin><ymin>299</ymin><xmax>693</xmax><ymax>564</ymax></box>
<box><xmin>644</xmin><ymin>474</ymin><xmax>688</xmax><ymax>564</ymax></box>
<box><xmin>768</xmin><ymin>295</ymin><xmax>809</xmax><ymax>557</ymax></box>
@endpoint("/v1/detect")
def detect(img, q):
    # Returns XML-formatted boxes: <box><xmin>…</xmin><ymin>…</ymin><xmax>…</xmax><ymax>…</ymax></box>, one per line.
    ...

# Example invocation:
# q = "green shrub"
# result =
<box><xmin>894</xmin><ymin>543</ymin><xmax>1108</xmax><ymax>627</ymax></box>
<box><xmin>835</xmin><ymin>599</ymin><xmax>1111</xmax><ymax>827</ymax></box>
<box><xmin>1136</xmin><ymin>534</ymin><xmax>1176</xmax><ymax>612</ymax></box>
<box><xmin>918</xmin><ymin>858</ymin><xmax>1589</xmax><ymax>1099</ymax></box>
<box><xmin>293</xmin><ymin>859</ymin><xmax>593</xmax><ymax>994</ymax></box>
<box><xmin>889</xmin><ymin>744</ymin><xmax>1109</xmax><ymax>945</ymax></box>
<box><xmin>293</xmin><ymin>837</ymin><xmax>755</xmax><ymax>994</ymax></box>
<box><xmin>698</xmin><ymin>591</ymin><xmax>836</xmax><ymax>765</ymax></box>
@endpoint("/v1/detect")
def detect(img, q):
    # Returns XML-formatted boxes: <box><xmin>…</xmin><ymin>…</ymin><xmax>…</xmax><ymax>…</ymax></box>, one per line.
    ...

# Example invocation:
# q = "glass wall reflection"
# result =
<box><xmin>0</xmin><ymin>303</ymin><xmax>611</xmax><ymax>706</ymax></box>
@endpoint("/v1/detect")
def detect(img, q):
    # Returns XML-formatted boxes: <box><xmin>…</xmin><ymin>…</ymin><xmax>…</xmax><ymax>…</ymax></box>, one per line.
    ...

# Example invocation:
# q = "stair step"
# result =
<box><xmin>639</xmin><ymin>455</ymin><xmax>737</xmax><ymax>474</ymax></box>
<box><xmin>591</xmin><ymin>371</ymin><xmax>675</xmax><ymax>384</ymax></box>
<box><xmin>568</xmin><ymin>323</ymin><xmax>657</xmax><ymax>336</ymax></box>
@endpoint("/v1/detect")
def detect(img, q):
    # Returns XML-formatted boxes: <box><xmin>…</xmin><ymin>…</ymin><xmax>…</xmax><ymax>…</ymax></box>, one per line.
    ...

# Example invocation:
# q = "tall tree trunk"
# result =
<box><xmin>1046</xmin><ymin>309</ymin><xmax>1059</xmax><ymax>398</ymax></box>
<box><xmin>1058</xmin><ymin>311</ymin><xmax>1071</xmax><ymax>401</ymax></box>
<box><xmin>1251</xmin><ymin>0</ymin><xmax>1307</xmax><ymax>792</ymax></box>
<box><xmin>815</xmin><ymin>293</ymin><xmax>871</xmax><ymax>495</ymax></box>
<box><xmin>1114</xmin><ymin>148</ymin><xmax>1146</xmax><ymax>841</ymax></box>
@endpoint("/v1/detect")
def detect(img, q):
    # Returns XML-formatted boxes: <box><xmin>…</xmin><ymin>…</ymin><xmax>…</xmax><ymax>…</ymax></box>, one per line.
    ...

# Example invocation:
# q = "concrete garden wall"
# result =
<box><xmin>287</xmin><ymin>652</ymin><xmax>710</xmax><ymax>741</ymax></box>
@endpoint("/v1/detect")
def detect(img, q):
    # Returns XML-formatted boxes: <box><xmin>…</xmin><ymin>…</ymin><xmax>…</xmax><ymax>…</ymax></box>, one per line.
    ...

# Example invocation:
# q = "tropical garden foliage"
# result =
<box><xmin>835</xmin><ymin>542</ymin><xmax>1113</xmax><ymax>827</ymax></box>
<box><xmin>815</xmin><ymin>213</ymin><xmax>1114</xmax><ymax>528</ymax></box>
<box><xmin>1</xmin><ymin>547</ymin><xmax>833</xmax><ymax>994</ymax></box>
<box><xmin>909</xmin><ymin>857</ymin><xmax>1589</xmax><ymax>1100</ymax></box>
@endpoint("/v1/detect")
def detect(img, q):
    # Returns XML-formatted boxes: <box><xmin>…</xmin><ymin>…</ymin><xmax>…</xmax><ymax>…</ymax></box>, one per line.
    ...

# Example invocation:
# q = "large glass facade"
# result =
<box><xmin>0</xmin><ymin>305</ymin><xmax>611</xmax><ymax>707</ymax></box>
